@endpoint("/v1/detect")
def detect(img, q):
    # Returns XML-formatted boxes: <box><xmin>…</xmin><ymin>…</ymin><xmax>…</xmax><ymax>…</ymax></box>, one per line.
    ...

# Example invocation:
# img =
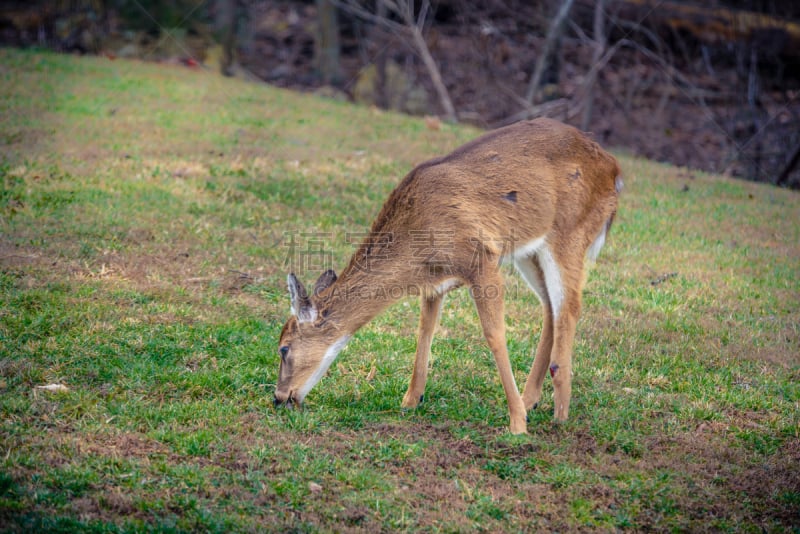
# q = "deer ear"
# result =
<box><xmin>287</xmin><ymin>273</ymin><xmax>317</xmax><ymax>323</ymax></box>
<box><xmin>313</xmin><ymin>269</ymin><xmax>337</xmax><ymax>296</ymax></box>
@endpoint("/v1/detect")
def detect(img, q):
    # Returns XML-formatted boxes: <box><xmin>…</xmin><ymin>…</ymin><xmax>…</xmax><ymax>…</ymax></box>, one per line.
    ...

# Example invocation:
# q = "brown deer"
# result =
<box><xmin>275</xmin><ymin>118</ymin><xmax>622</xmax><ymax>434</ymax></box>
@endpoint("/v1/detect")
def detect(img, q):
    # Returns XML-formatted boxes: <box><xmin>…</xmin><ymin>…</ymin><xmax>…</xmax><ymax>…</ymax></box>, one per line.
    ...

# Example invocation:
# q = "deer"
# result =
<box><xmin>274</xmin><ymin>118</ymin><xmax>622</xmax><ymax>434</ymax></box>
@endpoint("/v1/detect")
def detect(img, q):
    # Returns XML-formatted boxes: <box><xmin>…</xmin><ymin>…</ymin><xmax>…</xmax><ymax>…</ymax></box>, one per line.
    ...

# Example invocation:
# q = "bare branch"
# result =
<box><xmin>332</xmin><ymin>0</ymin><xmax>401</xmax><ymax>32</ymax></box>
<box><xmin>525</xmin><ymin>0</ymin><xmax>575</xmax><ymax>104</ymax></box>
<box><xmin>336</xmin><ymin>0</ymin><xmax>457</xmax><ymax>122</ymax></box>
<box><xmin>409</xmin><ymin>22</ymin><xmax>457</xmax><ymax>122</ymax></box>
<box><xmin>495</xmin><ymin>98</ymin><xmax>570</xmax><ymax>128</ymax></box>
<box><xmin>503</xmin><ymin>37</ymin><xmax>625</xmax><ymax>124</ymax></box>
<box><xmin>416</xmin><ymin>0</ymin><xmax>430</xmax><ymax>29</ymax></box>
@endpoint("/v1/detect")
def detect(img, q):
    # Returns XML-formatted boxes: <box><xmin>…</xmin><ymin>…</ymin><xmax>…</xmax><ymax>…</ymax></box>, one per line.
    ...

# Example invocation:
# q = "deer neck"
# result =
<box><xmin>318</xmin><ymin>255</ymin><xmax>412</xmax><ymax>336</ymax></box>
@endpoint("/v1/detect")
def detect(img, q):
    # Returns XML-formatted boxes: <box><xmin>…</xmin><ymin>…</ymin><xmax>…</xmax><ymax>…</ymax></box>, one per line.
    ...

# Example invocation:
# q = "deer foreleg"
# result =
<box><xmin>402</xmin><ymin>293</ymin><xmax>444</xmax><ymax>408</ymax></box>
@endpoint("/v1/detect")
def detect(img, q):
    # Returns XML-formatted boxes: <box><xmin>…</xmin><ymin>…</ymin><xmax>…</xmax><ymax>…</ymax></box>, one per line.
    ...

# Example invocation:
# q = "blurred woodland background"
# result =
<box><xmin>2</xmin><ymin>0</ymin><xmax>799</xmax><ymax>188</ymax></box>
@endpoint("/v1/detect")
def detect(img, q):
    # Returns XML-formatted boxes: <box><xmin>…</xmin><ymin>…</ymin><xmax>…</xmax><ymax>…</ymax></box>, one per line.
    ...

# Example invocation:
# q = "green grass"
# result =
<box><xmin>1</xmin><ymin>48</ymin><xmax>799</xmax><ymax>532</ymax></box>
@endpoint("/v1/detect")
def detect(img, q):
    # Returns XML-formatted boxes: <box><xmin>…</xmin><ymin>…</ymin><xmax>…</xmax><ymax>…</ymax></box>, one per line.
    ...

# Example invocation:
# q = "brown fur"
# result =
<box><xmin>276</xmin><ymin>118</ymin><xmax>621</xmax><ymax>434</ymax></box>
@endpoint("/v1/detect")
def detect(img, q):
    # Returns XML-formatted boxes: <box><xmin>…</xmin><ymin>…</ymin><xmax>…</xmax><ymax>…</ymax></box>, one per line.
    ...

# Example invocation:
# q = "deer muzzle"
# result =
<box><xmin>273</xmin><ymin>390</ymin><xmax>298</xmax><ymax>408</ymax></box>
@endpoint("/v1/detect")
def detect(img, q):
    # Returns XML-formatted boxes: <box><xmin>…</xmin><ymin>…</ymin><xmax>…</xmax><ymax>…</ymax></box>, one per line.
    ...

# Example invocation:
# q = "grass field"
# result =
<box><xmin>1</xmin><ymin>48</ymin><xmax>798</xmax><ymax>532</ymax></box>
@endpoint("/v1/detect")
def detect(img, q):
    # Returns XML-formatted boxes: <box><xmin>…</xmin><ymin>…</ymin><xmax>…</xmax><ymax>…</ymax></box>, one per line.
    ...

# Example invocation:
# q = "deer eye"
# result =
<box><xmin>279</xmin><ymin>346</ymin><xmax>289</xmax><ymax>362</ymax></box>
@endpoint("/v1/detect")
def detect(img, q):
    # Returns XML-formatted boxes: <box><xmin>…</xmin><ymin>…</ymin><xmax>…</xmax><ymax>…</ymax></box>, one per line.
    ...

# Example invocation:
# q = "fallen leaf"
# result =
<box><xmin>365</xmin><ymin>365</ymin><xmax>377</xmax><ymax>382</ymax></box>
<box><xmin>35</xmin><ymin>383</ymin><xmax>69</xmax><ymax>393</ymax></box>
<box><xmin>309</xmin><ymin>481</ymin><xmax>323</xmax><ymax>494</ymax></box>
<box><xmin>424</xmin><ymin>115</ymin><xmax>442</xmax><ymax>131</ymax></box>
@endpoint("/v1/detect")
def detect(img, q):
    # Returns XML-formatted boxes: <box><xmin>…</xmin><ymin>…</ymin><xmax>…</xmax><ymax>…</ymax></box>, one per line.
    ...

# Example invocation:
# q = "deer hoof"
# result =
<box><xmin>401</xmin><ymin>392</ymin><xmax>422</xmax><ymax>409</ymax></box>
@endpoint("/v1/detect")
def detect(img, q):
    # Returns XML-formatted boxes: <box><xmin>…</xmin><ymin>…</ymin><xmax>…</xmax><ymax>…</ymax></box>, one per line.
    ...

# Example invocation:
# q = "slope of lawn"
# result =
<box><xmin>0</xmin><ymin>48</ymin><xmax>798</xmax><ymax>532</ymax></box>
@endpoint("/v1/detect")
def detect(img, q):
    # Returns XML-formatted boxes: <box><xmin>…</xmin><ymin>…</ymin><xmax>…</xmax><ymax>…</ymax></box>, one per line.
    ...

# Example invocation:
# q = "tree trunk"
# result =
<box><xmin>580</xmin><ymin>0</ymin><xmax>605</xmax><ymax>131</ymax></box>
<box><xmin>315</xmin><ymin>0</ymin><xmax>342</xmax><ymax>85</ymax></box>
<box><xmin>776</xmin><ymin>141</ymin><xmax>800</xmax><ymax>187</ymax></box>
<box><xmin>374</xmin><ymin>0</ymin><xmax>388</xmax><ymax>109</ymax></box>
<box><xmin>217</xmin><ymin>0</ymin><xmax>236</xmax><ymax>76</ymax></box>
<box><xmin>526</xmin><ymin>0</ymin><xmax>575</xmax><ymax>105</ymax></box>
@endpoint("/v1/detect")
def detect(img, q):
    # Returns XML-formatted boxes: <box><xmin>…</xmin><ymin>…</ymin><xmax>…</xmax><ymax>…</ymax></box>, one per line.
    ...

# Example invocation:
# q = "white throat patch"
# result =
<box><xmin>295</xmin><ymin>335</ymin><xmax>350</xmax><ymax>403</ymax></box>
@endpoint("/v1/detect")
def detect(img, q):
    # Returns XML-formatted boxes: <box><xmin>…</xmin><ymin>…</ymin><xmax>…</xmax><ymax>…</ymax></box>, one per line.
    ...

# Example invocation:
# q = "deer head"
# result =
<box><xmin>274</xmin><ymin>270</ymin><xmax>350</xmax><ymax>407</ymax></box>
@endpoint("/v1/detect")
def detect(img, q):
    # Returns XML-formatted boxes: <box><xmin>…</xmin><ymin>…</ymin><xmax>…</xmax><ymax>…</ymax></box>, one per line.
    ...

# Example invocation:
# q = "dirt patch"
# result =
<box><xmin>642</xmin><ymin>417</ymin><xmax>800</xmax><ymax>528</ymax></box>
<box><xmin>70</xmin><ymin>489</ymin><xmax>138</xmax><ymax>523</ymax></box>
<box><xmin>71</xmin><ymin>431</ymin><xmax>172</xmax><ymax>461</ymax></box>
<box><xmin>0</xmin><ymin>239</ymin><xmax>72</xmax><ymax>285</ymax></box>
<box><xmin>728</xmin><ymin>437</ymin><xmax>800</xmax><ymax>524</ymax></box>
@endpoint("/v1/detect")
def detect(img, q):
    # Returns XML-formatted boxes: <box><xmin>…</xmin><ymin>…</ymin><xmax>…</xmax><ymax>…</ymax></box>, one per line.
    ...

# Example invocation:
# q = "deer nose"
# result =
<box><xmin>273</xmin><ymin>392</ymin><xmax>296</xmax><ymax>408</ymax></box>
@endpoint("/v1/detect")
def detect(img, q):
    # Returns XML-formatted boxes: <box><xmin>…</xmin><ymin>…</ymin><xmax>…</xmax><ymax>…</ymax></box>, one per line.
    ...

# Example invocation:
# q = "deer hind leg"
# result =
<box><xmin>539</xmin><ymin>243</ymin><xmax>585</xmax><ymax>422</ymax></box>
<box><xmin>514</xmin><ymin>256</ymin><xmax>554</xmax><ymax>412</ymax></box>
<box><xmin>469</xmin><ymin>267</ymin><xmax>527</xmax><ymax>434</ymax></box>
<box><xmin>401</xmin><ymin>293</ymin><xmax>444</xmax><ymax>409</ymax></box>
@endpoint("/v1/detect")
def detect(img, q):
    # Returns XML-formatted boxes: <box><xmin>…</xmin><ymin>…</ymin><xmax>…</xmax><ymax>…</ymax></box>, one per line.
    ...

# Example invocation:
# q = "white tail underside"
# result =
<box><xmin>506</xmin><ymin>237</ymin><xmax>565</xmax><ymax>320</ymax></box>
